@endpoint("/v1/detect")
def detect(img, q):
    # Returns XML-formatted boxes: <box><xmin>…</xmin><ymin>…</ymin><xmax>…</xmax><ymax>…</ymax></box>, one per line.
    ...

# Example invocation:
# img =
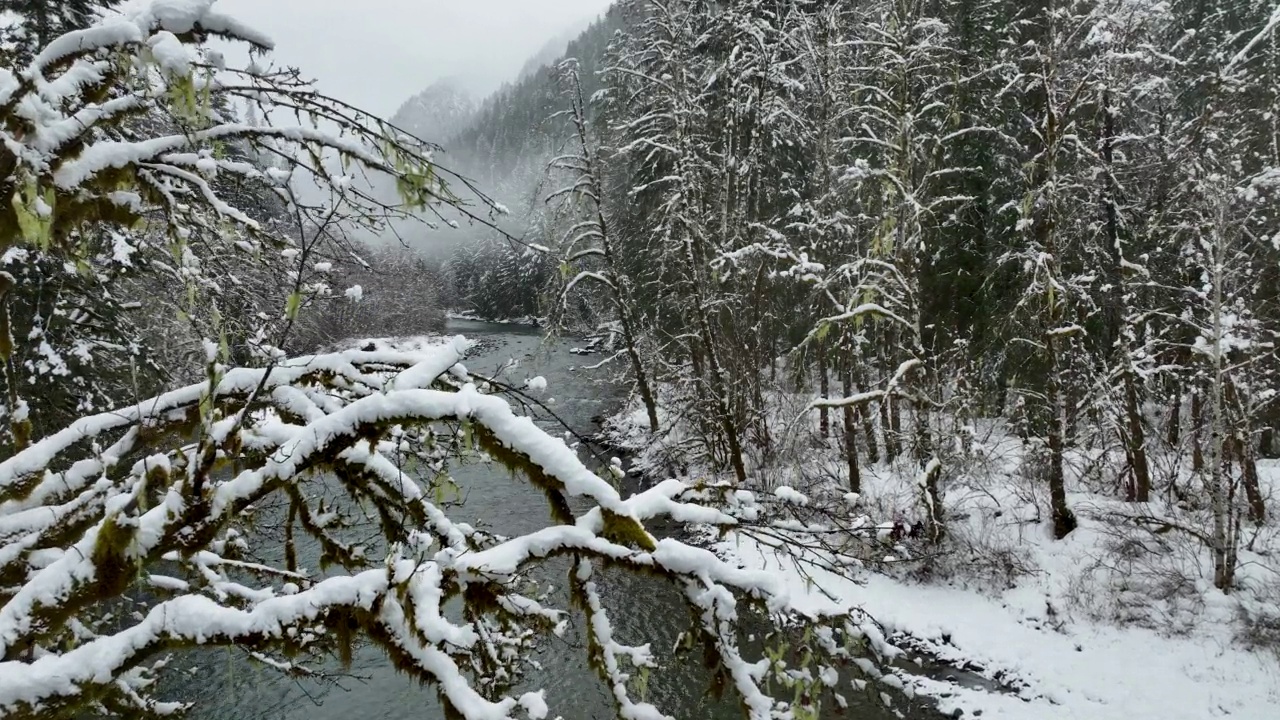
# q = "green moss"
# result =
<box><xmin>91</xmin><ymin>514</ymin><xmax>140</xmax><ymax>600</ymax></box>
<box><xmin>462</xmin><ymin>582</ymin><xmax>502</xmax><ymax>614</ymax></box>
<box><xmin>0</xmin><ymin>469</ymin><xmax>40</xmax><ymax>505</ymax></box>
<box><xmin>472</xmin><ymin>426</ymin><xmax>578</xmax><ymax>525</ymax></box>
<box><xmin>601</xmin><ymin>510</ymin><xmax>657</xmax><ymax>552</ymax></box>
<box><xmin>325</xmin><ymin>607</ymin><xmax>357</xmax><ymax>669</ymax></box>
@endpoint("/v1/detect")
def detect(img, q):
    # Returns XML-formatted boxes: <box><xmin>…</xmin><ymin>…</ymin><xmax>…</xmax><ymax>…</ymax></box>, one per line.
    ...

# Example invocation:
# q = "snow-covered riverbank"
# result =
<box><xmin>445</xmin><ymin>310</ymin><xmax>544</xmax><ymax>327</ymax></box>
<box><xmin>604</xmin><ymin>397</ymin><xmax>1280</xmax><ymax>719</ymax></box>
<box><xmin>717</xmin><ymin>525</ymin><xmax>1279</xmax><ymax>719</ymax></box>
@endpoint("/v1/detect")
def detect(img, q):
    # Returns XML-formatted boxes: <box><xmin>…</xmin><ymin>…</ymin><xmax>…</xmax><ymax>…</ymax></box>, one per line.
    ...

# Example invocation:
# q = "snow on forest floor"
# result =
<box><xmin>718</xmin><ymin>524</ymin><xmax>1280</xmax><ymax>719</ymax></box>
<box><xmin>604</xmin><ymin>400</ymin><xmax>1280</xmax><ymax>719</ymax></box>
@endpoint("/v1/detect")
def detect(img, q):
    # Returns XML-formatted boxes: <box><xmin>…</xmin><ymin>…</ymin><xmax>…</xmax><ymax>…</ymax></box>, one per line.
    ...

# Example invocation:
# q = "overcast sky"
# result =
<box><xmin>213</xmin><ymin>0</ymin><xmax>613</xmax><ymax>117</ymax></box>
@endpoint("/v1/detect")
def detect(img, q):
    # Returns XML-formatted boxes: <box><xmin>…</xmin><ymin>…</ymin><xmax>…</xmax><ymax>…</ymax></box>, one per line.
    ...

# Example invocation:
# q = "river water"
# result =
<box><xmin>173</xmin><ymin>319</ymin><xmax>945</xmax><ymax>720</ymax></box>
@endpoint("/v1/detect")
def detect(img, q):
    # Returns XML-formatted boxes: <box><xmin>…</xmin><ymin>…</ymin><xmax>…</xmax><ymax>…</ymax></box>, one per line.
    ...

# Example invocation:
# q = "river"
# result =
<box><xmin>172</xmin><ymin>319</ymin><xmax>947</xmax><ymax>720</ymax></box>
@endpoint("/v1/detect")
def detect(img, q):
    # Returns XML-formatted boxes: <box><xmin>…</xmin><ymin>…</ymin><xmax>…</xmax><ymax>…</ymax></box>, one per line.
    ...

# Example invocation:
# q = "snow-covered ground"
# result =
<box><xmin>605</xmin><ymin>396</ymin><xmax>1280</xmax><ymax>720</ymax></box>
<box><xmin>445</xmin><ymin>310</ymin><xmax>544</xmax><ymax>327</ymax></box>
<box><xmin>718</xmin><ymin>529</ymin><xmax>1279</xmax><ymax>719</ymax></box>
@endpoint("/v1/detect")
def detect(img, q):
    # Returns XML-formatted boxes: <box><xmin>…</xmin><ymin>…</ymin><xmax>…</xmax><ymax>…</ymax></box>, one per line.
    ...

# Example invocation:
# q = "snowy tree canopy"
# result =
<box><xmin>0</xmin><ymin>0</ymin><xmax>115</xmax><ymax>62</ymax></box>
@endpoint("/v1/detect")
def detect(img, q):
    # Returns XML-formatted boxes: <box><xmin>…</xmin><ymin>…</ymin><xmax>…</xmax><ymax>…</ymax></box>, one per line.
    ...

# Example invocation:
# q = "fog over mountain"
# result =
<box><xmin>515</xmin><ymin>16</ymin><xmax>597</xmax><ymax>82</ymax></box>
<box><xmin>389</xmin><ymin>78</ymin><xmax>478</xmax><ymax>146</ymax></box>
<box><xmin>210</xmin><ymin>0</ymin><xmax>613</xmax><ymax>116</ymax></box>
<box><xmin>389</xmin><ymin>14</ymin><xmax>597</xmax><ymax>148</ymax></box>
<box><xmin>361</xmin><ymin>10</ymin><xmax>619</xmax><ymax>259</ymax></box>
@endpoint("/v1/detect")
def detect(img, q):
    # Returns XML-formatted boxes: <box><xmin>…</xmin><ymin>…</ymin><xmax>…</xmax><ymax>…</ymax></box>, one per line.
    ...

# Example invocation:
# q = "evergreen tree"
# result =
<box><xmin>0</xmin><ymin>0</ymin><xmax>116</xmax><ymax>61</ymax></box>
<box><xmin>415</xmin><ymin>0</ymin><xmax>1280</xmax><ymax>559</ymax></box>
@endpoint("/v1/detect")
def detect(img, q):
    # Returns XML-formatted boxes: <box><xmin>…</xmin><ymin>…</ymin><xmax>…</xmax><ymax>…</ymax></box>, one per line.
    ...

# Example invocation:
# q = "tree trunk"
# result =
<box><xmin>1225</xmin><ymin>380</ymin><xmax>1267</xmax><ymax>526</ymax></box>
<box><xmin>890</xmin><ymin>394</ymin><xmax>905</xmax><ymax>460</ymax></box>
<box><xmin>818</xmin><ymin>338</ymin><xmax>830</xmax><ymax>440</ymax></box>
<box><xmin>853</xmin><ymin>350</ymin><xmax>880</xmax><ymax>463</ymax></box>
<box><xmin>1122</xmin><ymin>368</ymin><xmax>1152</xmax><ymax>502</ymax></box>
<box><xmin>1047</xmin><ymin>337</ymin><xmax>1078</xmax><ymax>539</ymax></box>
<box><xmin>878</xmin><ymin>399</ymin><xmax>892</xmax><ymax>460</ymax></box>
<box><xmin>875</xmin><ymin>340</ymin><xmax>901</xmax><ymax>460</ymax></box>
<box><xmin>1208</xmin><ymin>224</ymin><xmax>1234</xmax><ymax>592</ymax></box>
<box><xmin>688</xmin><ymin>273</ymin><xmax>747</xmax><ymax>485</ymax></box>
<box><xmin>1100</xmin><ymin>85</ymin><xmax>1152</xmax><ymax>504</ymax></box>
<box><xmin>881</xmin><ymin>396</ymin><xmax>902</xmax><ymax>461</ymax></box>
<box><xmin>1237</xmin><ymin>434</ymin><xmax>1267</xmax><ymax>525</ymax></box>
<box><xmin>619</xmin><ymin>305</ymin><xmax>661</xmax><ymax>434</ymax></box>
<box><xmin>0</xmin><ymin>281</ymin><xmax>29</xmax><ymax>453</ymax></box>
<box><xmin>909</xmin><ymin>366</ymin><xmax>944</xmax><ymax>544</ymax></box>
<box><xmin>1191</xmin><ymin>387</ymin><xmax>1205</xmax><ymax>473</ymax></box>
<box><xmin>859</xmin><ymin>402</ymin><xmax>880</xmax><ymax>465</ymax></box>
<box><xmin>1165</xmin><ymin>391</ymin><xmax>1181</xmax><ymax>447</ymax></box>
<box><xmin>842</xmin><ymin>357</ymin><xmax>860</xmax><ymax>493</ymax></box>
<box><xmin>918</xmin><ymin>458</ymin><xmax>944</xmax><ymax>544</ymax></box>
<box><xmin>908</xmin><ymin>335</ymin><xmax>943</xmax><ymax>544</ymax></box>
<box><xmin>561</xmin><ymin>71</ymin><xmax>660</xmax><ymax>437</ymax></box>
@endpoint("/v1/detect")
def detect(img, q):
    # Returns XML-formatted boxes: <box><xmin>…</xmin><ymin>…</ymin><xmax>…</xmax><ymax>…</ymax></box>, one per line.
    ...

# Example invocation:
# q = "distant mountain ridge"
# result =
<box><xmin>389</xmin><ymin>10</ymin><xmax>620</xmax><ymax>187</ymax></box>
<box><xmin>389</xmin><ymin>78</ymin><xmax>477</xmax><ymax>147</ymax></box>
<box><xmin>515</xmin><ymin>17</ymin><xmax>596</xmax><ymax>83</ymax></box>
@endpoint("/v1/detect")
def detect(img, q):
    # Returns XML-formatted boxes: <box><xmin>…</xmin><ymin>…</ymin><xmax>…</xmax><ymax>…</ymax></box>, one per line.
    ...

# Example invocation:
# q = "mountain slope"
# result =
<box><xmin>389</xmin><ymin>78</ymin><xmax>477</xmax><ymax>146</ymax></box>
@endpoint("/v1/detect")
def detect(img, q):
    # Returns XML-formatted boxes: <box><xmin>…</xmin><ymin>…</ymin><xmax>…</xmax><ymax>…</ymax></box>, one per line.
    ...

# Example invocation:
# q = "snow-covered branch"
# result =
<box><xmin>0</xmin><ymin>336</ymin><xmax>892</xmax><ymax>718</ymax></box>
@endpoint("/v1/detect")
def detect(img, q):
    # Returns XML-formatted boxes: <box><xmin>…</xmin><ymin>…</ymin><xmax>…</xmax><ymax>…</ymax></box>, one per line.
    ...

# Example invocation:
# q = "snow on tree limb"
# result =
<box><xmin>1226</xmin><ymin>3</ymin><xmax>1280</xmax><ymax>73</ymax></box>
<box><xmin>0</xmin><ymin>0</ymin><xmax>508</xmax><ymax>282</ymax></box>
<box><xmin>0</xmin><ymin>337</ymin><xmax>889</xmax><ymax>717</ymax></box>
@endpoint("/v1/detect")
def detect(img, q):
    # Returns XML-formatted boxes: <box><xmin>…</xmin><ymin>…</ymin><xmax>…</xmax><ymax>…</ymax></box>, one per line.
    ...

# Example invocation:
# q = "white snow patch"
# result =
<box><xmin>773</xmin><ymin>485</ymin><xmax>809</xmax><ymax>506</ymax></box>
